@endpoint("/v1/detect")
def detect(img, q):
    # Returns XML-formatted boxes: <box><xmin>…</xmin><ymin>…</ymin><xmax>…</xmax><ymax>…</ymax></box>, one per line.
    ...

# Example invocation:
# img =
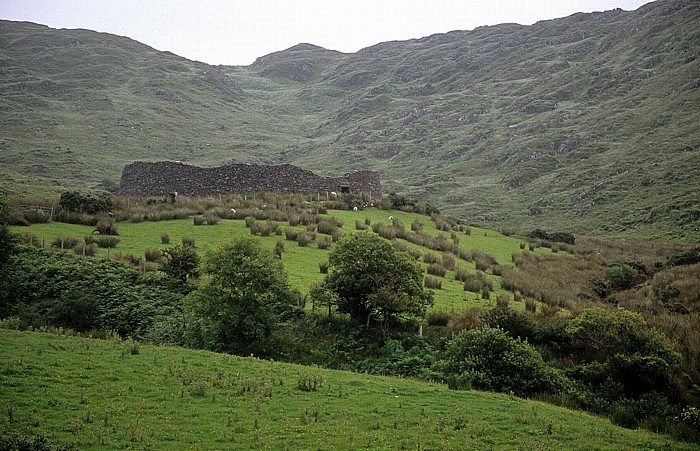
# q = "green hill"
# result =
<box><xmin>1</xmin><ymin>328</ymin><xmax>693</xmax><ymax>450</ymax></box>
<box><xmin>1</xmin><ymin>0</ymin><xmax>699</xmax><ymax>240</ymax></box>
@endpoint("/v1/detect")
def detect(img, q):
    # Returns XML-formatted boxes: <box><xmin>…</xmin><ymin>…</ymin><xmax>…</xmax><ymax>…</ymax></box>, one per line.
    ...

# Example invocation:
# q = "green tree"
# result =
<box><xmin>185</xmin><ymin>237</ymin><xmax>295</xmax><ymax>355</ymax></box>
<box><xmin>438</xmin><ymin>326</ymin><xmax>566</xmax><ymax>396</ymax></box>
<box><xmin>565</xmin><ymin>308</ymin><xmax>679</xmax><ymax>396</ymax></box>
<box><xmin>323</xmin><ymin>231</ymin><xmax>433</xmax><ymax>328</ymax></box>
<box><xmin>160</xmin><ymin>244</ymin><xmax>200</xmax><ymax>283</ymax></box>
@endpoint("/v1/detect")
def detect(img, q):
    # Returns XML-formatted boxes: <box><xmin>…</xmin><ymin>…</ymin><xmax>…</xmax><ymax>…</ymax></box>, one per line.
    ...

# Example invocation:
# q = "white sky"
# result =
<box><xmin>1</xmin><ymin>0</ymin><xmax>654</xmax><ymax>66</ymax></box>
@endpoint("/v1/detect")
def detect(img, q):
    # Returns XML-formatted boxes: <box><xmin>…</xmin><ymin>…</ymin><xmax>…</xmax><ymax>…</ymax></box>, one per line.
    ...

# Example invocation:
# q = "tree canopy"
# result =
<box><xmin>322</xmin><ymin>231</ymin><xmax>433</xmax><ymax>329</ymax></box>
<box><xmin>185</xmin><ymin>236</ymin><xmax>295</xmax><ymax>355</ymax></box>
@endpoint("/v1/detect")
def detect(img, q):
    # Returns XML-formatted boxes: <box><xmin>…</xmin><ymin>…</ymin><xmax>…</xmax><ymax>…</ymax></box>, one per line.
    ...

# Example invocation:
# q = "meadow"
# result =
<box><xmin>1</xmin><ymin>328</ymin><xmax>692</xmax><ymax>450</ymax></box>
<box><xmin>11</xmin><ymin>206</ymin><xmax>546</xmax><ymax>312</ymax></box>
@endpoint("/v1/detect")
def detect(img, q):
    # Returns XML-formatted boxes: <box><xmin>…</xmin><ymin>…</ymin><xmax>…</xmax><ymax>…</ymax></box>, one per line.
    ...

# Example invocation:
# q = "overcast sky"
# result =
<box><xmin>1</xmin><ymin>0</ymin><xmax>654</xmax><ymax>66</ymax></box>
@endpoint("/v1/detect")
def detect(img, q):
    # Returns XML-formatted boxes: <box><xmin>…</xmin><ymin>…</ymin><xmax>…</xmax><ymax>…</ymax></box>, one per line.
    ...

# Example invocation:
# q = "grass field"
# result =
<box><xmin>1</xmin><ymin>328</ymin><xmax>693</xmax><ymax>450</ymax></box>
<box><xmin>10</xmin><ymin>208</ymin><xmax>552</xmax><ymax>312</ymax></box>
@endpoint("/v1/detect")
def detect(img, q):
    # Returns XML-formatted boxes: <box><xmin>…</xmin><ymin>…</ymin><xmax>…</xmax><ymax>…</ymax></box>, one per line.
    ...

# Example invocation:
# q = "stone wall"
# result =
<box><xmin>118</xmin><ymin>161</ymin><xmax>382</xmax><ymax>198</ymax></box>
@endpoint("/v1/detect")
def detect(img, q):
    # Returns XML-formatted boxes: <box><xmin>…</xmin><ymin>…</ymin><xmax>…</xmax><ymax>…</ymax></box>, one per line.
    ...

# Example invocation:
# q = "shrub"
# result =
<box><xmin>285</xmin><ymin>228</ymin><xmax>299</xmax><ymax>241</ymax></box>
<box><xmin>463</xmin><ymin>272</ymin><xmax>491</xmax><ymax>293</ymax></box>
<box><xmin>427</xmin><ymin>264</ymin><xmax>447</xmax><ymax>277</ymax></box>
<box><xmin>205</xmin><ymin>214</ymin><xmax>219</xmax><ymax>225</ymax></box>
<box><xmin>51</xmin><ymin>236</ymin><xmax>79</xmax><ymax>250</ymax></box>
<box><xmin>73</xmin><ymin>243</ymin><xmax>98</xmax><ymax>256</ymax></box>
<box><xmin>144</xmin><ymin>248</ymin><xmax>163</xmax><ymax>262</ymax></box>
<box><xmin>274</xmin><ymin>240</ymin><xmax>285</xmax><ymax>258</ymax></box>
<box><xmin>297</xmin><ymin>232</ymin><xmax>313</xmax><ymax>247</ymax></box>
<box><xmin>95</xmin><ymin>235</ymin><xmax>120</xmax><ymax>248</ymax></box>
<box><xmin>94</xmin><ymin>218</ymin><xmax>118</xmax><ymax>235</ymax></box>
<box><xmin>610</xmin><ymin>405</ymin><xmax>639</xmax><ymax>429</ymax></box>
<box><xmin>423</xmin><ymin>252</ymin><xmax>440</xmax><ymax>264</ymax></box>
<box><xmin>21</xmin><ymin>233</ymin><xmax>41</xmax><ymax>247</ymax></box>
<box><xmin>411</xmin><ymin>220</ymin><xmax>424</xmax><ymax>232</ymax></box>
<box><xmin>331</xmin><ymin>229</ymin><xmax>344</xmax><ymax>242</ymax></box>
<box><xmin>454</xmin><ymin>267</ymin><xmax>470</xmax><ymax>282</ymax></box>
<box><xmin>438</xmin><ymin>326</ymin><xmax>566</xmax><ymax>397</ymax></box>
<box><xmin>160</xmin><ymin>232</ymin><xmax>170</xmax><ymax>244</ymax></box>
<box><xmin>319</xmin><ymin>260</ymin><xmax>329</xmax><ymax>274</ymax></box>
<box><xmin>424</xmin><ymin>276</ymin><xmax>443</xmax><ymax>289</ymax></box>
<box><xmin>355</xmin><ymin>220</ymin><xmax>367</xmax><ymax>230</ymax></box>
<box><xmin>182</xmin><ymin>236</ymin><xmax>196</xmax><ymax>247</ymax></box>
<box><xmin>525</xmin><ymin>297</ymin><xmax>537</xmax><ymax>312</ymax></box>
<box><xmin>317</xmin><ymin>220</ymin><xmax>337</xmax><ymax>235</ymax></box>
<box><xmin>442</xmin><ymin>253</ymin><xmax>456</xmax><ymax>271</ymax></box>
<box><xmin>317</xmin><ymin>236</ymin><xmax>332</xmax><ymax>250</ymax></box>
<box><xmin>427</xmin><ymin>311</ymin><xmax>451</xmax><ymax>326</ymax></box>
<box><xmin>193</xmin><ymin>216</ymin><xmax>206</xmax><ymax>226</ymax></box>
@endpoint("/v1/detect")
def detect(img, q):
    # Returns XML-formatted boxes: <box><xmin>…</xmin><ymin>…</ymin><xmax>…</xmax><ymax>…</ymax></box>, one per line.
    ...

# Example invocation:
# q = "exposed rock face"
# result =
<box><xmin>118</xmin><ymin>161</ymin><xmax>382</xmax><ymax>198</ymax></box>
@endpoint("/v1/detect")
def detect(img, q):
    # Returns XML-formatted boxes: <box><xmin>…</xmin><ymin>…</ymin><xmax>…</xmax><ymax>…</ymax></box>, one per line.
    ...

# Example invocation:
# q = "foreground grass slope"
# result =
<box><xmin>1</xmin><ymin>329</ymin><xmax>692</xmax><ymax>450</ymax></box>
<box><xmin>2</xmin><ymin>0</ymin><xmax>699</xmax><ymax>240</ymax></box>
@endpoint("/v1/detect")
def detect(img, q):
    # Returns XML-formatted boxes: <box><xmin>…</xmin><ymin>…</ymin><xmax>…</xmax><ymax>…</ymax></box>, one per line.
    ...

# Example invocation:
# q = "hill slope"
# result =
<box><xmin>1</xmin><ymin>0</ymin><xmax>699</xmax><ymax>240</ymax></box>
<box><xmin>1</xmin><ymin>329</ymin><xmax>693</xmax><ymax>449</ymax></box>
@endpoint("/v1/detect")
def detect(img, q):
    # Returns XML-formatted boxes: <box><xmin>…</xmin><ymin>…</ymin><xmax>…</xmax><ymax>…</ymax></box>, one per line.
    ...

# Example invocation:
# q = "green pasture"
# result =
<box><xmin>10</xmin><ymin>208</ymin><xmax>555</xmax><ymax>312</ymax></box>
<box><xmin>1</xmin><ymin>329</ymin><xmax>691</xmax><ymax>450</ymax></box>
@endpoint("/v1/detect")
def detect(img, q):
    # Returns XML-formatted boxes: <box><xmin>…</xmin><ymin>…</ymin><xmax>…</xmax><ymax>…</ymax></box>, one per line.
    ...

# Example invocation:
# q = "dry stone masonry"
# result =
<box><xmin>118</xmin><ymin>161</ymin><xmax>382</xmax><ymax>198</ymax></box>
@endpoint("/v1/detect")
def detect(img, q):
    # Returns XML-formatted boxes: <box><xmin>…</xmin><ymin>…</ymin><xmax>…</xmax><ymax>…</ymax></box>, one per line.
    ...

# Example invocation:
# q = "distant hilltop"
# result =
<box><xmin>118</xmin><ymin>161</ymin><xmax>382</xmax><ymax>198</ymax></box>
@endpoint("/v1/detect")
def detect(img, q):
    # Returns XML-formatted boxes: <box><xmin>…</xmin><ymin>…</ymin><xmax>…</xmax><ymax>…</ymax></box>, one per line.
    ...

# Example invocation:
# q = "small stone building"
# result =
<box><xmin>118</xmin><ymin>161</ymin><xmax>382</xmax><ymax>198</ymax></box>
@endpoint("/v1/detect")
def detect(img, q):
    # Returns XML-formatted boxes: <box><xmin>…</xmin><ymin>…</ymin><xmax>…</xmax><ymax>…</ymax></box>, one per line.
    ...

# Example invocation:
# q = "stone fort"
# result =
<box><xmin>118</xmin><ymin>161</ymin><xmax>382</xmax><ymax>198</ymax></box>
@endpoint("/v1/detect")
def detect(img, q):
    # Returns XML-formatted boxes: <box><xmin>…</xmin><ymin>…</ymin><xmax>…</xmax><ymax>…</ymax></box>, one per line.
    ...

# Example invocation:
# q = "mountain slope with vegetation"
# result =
<box><xmin>1</xmin><ymin>0</ymin><xmax>699</xmax><ymax>240</ymax></box>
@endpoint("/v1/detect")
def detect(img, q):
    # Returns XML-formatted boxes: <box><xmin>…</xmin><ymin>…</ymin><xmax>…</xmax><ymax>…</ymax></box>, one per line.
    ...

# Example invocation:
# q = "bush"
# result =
<box><xmin>21</xmin><ymin>233</ymin><xmax>41</xmax><ymax>248</ymax></box>
<box><xmin>454</xmin><ymin>267</ymin><xmax>470</xmax><ymax>282</ymax></box>
<box><xmin>51</xmin><ymin>236</ymin><xmax>79</xmax><ymax>250</ymax></box>
<box><xmin>205</xmin><ymin>214</ymin><xmax>219</xmax><ymax>225</ymax></box>
<box><xmin>423</xmin><ymin>253</ymin><xmax>440</xmax><ymax>264</ymax></box>
<box><xmin>317</xmin><ymin>236</ymin><xmax>332</xmax><ymax>250</ymax></box>
<box><xmin>442</xmin><ymin>253</ymin><xmax>456</xmax><ymax>271</ymax></box>
<box><xmin>427</xmin><ymin>311</ymin><xmax>451</xmax><ymax>326</ymax></box>
<box><xmin>274</xmin><ymin>240</ymin><xmax>285</xmax><ymax>258</ymax></box>
<box><xmin>285</xmin><ymin>228</ymin><xmax>299</xmax><ymax>241</ymax></box>
<box><xmin>438</xmin><ymin>326</ymin><xmax>566</xmax><ymax>397</ymax></box>
<box><xmin>427</xmin><ymin>263</ymin><xmax>447</xmax><ymax>277</ymax></box>
<box><xmin>463</xmin><ymin>272</ymin><xmax>491</xmax><ymax>293</ymax></box>
<box><xmin>94</xmin><ymin>235</ymin><xmax>120</xmax><ymax>248</ymax></box>
<box><xmin>610</xmin><ymin>405</ymin><xmax>639</xmax><ymax>429</ymax></box>
<box><xmin>193</xmin><ymin>216</ymin><xmax>206</xmax><ymax>225</ymax></box>
<box><xmin>297</xmin><ymin>232</ymin><xmax>314</xmax><ymax>247</ymax></box>
<box><xmin>145</xmin><ymin>248</ymin><xmax>163</xmax><ymax>262</ymax></box>
<box><xmin>160</xmin><ymin>232</ymin><xmax>170</xmax><ymax>244</ymax></box>
<box><xmin>424</xmin><ymin>276</ymin><xmax>443</xmax><ymax>289</ymax></box>
<box><xmin>319</xmin><ymin>260</ymin><xmax>329</xmax><ymax>274</ymax></box>
<box><xmin>73</xmin><ymin>243</ymin><xmax>97</xmax><ymax>256</ymax></box>
<box><xmin>182</xmin><ymin>236</ymin><xmax>196</xmax><ymax>247</ymax></box>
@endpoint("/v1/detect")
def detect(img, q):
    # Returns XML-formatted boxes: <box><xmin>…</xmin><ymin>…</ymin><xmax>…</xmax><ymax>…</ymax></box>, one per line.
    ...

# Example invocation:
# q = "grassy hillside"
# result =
<box><xmin>1</xmin><ymin>328</ymin><xmax>693</xmax><ymax>450</ymax></box>
<box><xmin>1</xmin><ymin>0</ymin><xmax>699</xmax><ymax>241</ymax></box>
<box><xmin>10</xmin><ymin>206</ymin><xmax>541</xmax><ymax>313</ymax></box>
